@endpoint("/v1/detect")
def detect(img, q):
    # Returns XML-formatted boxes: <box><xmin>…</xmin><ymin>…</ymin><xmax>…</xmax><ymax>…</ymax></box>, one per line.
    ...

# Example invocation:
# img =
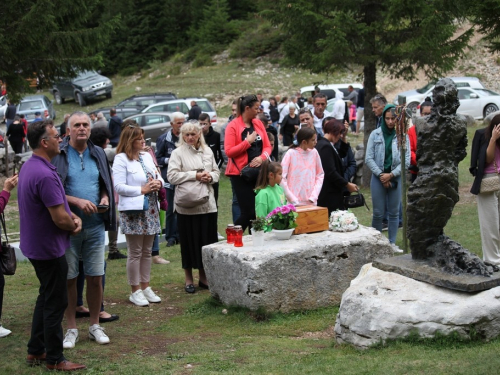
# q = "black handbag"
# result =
<box><xmin>344</xmin><ymin>191</ymin><xmax>370</xmax><ymax>211</ymax></box>
<box><xmin>232</xmin><ymin>158</ymin><xmax>261</xmax><ymax>184</ymax></box>
<box><xmin>0</xmin><ymin>213</ymin><xmax>16</xmax><ymax>275</ymax></box>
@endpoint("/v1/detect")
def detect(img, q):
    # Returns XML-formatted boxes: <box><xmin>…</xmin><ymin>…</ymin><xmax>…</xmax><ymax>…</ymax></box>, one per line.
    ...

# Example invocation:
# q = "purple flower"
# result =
<box><xmin>281</xmin><ymin>205</ymin><xmax>290</xmax><ymax>214</ymax></box>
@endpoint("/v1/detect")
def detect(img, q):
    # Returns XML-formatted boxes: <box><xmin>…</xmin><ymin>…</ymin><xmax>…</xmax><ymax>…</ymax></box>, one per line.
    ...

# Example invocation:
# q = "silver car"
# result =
<box><xmin>123</xmin><ymin>112</ymin><xmax>173</xmax><ymax>142</ymax></box>
<box><xmin>141</xmin><ymin>98</ymin><xmax>217</xmax><ymax>124</ymax></box>
<box><xmin>16</xmin><ymin>95</ymin><xmax>56</xmax><ymax>123</ymax></box>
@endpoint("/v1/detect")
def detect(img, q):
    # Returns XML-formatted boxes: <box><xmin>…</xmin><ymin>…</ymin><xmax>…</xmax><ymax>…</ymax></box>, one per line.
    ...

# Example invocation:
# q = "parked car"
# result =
<box><xmin>300</xmin><ymin>83</ymin><xmax>363</xmax><ymax>100</ymax></box>
<box><xmin>123</xmin><ymin>112</ymin><xmax>173</xmax><ymax>141</ymax></box>
<box><xmin>116</xmin><ymin>93</ymin><xmax>177</xmax><ymax>109</ymax></box>
<box><xmin>89</xmin><ymin>106</ymin><xmax>142</xmax><ymax>121</ymax></box>
<box><xmin>394</xmin><ymin>77</ymin><xmax>485</xmax><ymax>112</ymax></box>
<box><xmin>16</xmin><ymin>95</ymin><xmax>56</xmax><ymax>123</ymax></box>
<box><xmin>51</xmin><ymin>70</ymin><xmax>113</xmax><ymax>106</ymax></box>
<box><xmin>141</xmin><ymin>98</ymin><xmax>217</xmax><ymax>123</ymax></box>
<box><xmin>418</xmin><ymin>87</ymin><xmax>500</xmax><ymax>120</ymax></box>
<box><xmin>0</xmin><ymin>95</ymin><xmax>7</xmax><ymax>119</ymax></box>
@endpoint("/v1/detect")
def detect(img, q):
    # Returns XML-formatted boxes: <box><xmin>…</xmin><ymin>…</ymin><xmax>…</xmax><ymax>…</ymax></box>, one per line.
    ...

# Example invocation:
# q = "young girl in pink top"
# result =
<box><xmin>281</xmin><ymin>127</ymin><xmax>324</xmax><ymax>206</ymax></box>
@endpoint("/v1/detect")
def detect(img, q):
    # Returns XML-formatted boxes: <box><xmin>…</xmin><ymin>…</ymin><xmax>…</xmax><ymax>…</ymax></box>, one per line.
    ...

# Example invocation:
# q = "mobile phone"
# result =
<box><xmin>145</xmin><ymin>138</ymin><xmax>151</xmax><ymax>147</ymax></box>
<box><xmin>97</xmin><ymin>204</ymin><xmax>109</xmax><ymax>210</ymax></box>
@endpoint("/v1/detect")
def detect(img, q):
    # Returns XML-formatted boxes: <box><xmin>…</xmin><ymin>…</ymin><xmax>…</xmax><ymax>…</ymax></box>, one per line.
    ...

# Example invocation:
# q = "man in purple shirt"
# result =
<box><xmin>18</xmin><ymin>120</ymin><xmax>86</xmax><ymax>371</ymax></box>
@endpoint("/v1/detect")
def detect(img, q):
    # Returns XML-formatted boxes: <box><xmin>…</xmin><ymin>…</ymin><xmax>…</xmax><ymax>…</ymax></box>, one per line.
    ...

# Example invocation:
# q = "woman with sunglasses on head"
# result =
<box><xmin>365</xmin><ymin>104</ymin><xmax>409</xmax><ymax>252</ymax></box>
<box><xmin>316</xmin><ymin>119</ymin><xmax>358</xmax><ymax>214</ymax></box>
<box><xmin>113</xmin><ymin>123</ymin><xmax>164</xmax><ymax>307</ymax></box>
<box><xmin>225</xmin><ymin>95</ymin><xmax>272</xmax><ymax>232</ymax></box>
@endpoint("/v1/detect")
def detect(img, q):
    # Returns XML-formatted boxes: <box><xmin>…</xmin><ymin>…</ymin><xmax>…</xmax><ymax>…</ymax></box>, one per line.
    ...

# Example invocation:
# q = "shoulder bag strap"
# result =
<box><xmin>1</xmin><ymin>212</ymin><xmax>9</xmax><ymax>245</ymax></box>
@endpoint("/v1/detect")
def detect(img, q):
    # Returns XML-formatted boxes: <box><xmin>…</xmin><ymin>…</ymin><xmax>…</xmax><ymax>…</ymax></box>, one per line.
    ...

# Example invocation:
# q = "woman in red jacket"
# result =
<box><xmin>225</xmin><ymin>95</ymin><xmax>272</xmax><ymax>231</ymax></box>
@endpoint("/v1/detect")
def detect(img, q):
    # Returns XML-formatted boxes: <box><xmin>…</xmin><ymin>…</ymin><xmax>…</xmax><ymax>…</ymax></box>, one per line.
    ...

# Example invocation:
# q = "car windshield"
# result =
<box><xmin>416</xmin><ymin>81</ymin><xmax>436</xmax><ymax>94</ymax></box>
<box><xmin>75</xmin><ymin>70</ymin><xmax>98</xmax><ymax>80</ymax></box>
<box><xmin>19</xmin><ymin>100</ymin><xmax>44</xmax><ymax>111</ymax></box>
<box><xmin>197</xmin><ymin>101</ymin><xmax>214</xmax><ymax>112</ymax></box>
<box><xmin>474</xmin><ymin>89</ymin><xmax>500</xmax><ymax>97</ymax></box>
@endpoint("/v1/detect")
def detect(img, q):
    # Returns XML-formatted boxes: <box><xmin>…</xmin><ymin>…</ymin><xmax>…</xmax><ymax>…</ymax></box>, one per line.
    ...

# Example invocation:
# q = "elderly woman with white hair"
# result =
<box><xmin>167</xmin><ymin>121</ymin><xmax>220</xmax><ymax>294</ymax></box>
<box><xmin>279</xmin><ymin>103</ymin><xmax>300</xmax><ymax>146</ymax></box>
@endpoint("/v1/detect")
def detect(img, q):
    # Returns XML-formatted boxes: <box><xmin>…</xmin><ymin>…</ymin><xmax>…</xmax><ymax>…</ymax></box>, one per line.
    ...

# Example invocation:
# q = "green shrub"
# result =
<box><xmin>118</xmin><ymin>66</ymin><xmax>139</xmax><ymax>77</ymax></box>
<box><xmin>230</xmin><ymin>21</ymin><xmax>285</xmax><ymax>58</ymax></box>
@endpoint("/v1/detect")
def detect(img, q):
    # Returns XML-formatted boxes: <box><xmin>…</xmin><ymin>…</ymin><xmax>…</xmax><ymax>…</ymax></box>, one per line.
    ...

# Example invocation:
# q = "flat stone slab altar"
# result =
<box><xmin>373</xmin><ymin>254</ymin><xmax>500</xmax><ymax>292</ymax></box>
<box><xmin>202</xmin><ymin>225</ymin><xmax>393</xmax><ymax>312</ymax></box>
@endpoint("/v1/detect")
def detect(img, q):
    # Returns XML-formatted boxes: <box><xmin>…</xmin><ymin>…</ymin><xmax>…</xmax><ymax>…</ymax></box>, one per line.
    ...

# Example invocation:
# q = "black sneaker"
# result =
<box><xmin>108</xmin><ymin>251</ymin><xmax>127</xmax><ymax>260</ymax></box>
<box><xmin>381</xmin><ymin>223</ymin><xmax>388</xmax><ymax>232</ymax></box>
<box><xmin>166</xmin><ymin>239</ymin><xmax>176</xmax><ymax>247</ymax></box>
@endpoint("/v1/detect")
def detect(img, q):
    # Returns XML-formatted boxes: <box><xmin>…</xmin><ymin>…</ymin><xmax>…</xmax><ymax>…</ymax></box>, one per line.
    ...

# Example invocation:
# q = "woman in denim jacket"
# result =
<box><xmin>365</xmin><ymin>104</ymin><xmax>410</xmax><ymax>247</ymax></box>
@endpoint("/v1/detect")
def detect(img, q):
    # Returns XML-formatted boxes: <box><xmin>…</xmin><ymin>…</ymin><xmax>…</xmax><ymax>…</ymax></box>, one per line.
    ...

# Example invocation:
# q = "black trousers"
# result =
<box><xmin>0</xmin><ymin>265</ymin><xmax>4</xmax><ymax>321</ymax></box>
<box><xmin>230</xmin><ymin>175</ymin><xmax>256</xmax><ymax>232</ymax></box>
<box><xmin>28</xmin><ymin>255</ymin><xmax>68</xmax><ymax>365</ymax></box>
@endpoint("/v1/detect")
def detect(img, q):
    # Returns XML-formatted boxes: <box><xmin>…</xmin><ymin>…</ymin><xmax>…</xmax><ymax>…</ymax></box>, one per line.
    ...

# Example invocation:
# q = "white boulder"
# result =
<box><xmin>335</xmin><ymin>264</ymin><xmax>500</xmax><ymax>349</ymax></box>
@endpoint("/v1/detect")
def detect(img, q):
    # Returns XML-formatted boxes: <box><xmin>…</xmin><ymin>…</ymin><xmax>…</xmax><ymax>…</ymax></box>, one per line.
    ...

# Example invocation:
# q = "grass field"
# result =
<box><xmin>3</xmin><ymin>59</ymin><xmax>500</xmax><ymax>374</ymax></box>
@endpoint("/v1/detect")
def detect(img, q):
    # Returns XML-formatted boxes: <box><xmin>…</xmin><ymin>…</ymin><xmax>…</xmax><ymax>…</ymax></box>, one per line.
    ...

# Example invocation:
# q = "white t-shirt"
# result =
<box><xmin>313</xmin><ymin>110</ymin><xmax>331</xmax><ymax>136</ymax></box>
<box><xmin>331</xmin><ymin>98</ymin><xmax>345</xmax><ymax>120</ymax></box>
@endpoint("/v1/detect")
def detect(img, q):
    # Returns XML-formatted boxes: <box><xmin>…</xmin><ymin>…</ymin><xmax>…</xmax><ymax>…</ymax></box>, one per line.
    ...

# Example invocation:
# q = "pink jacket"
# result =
<box><xmin>280</xmin><ymin>147</ymin><xmax>324</xmax><ymax>205</ymax></box>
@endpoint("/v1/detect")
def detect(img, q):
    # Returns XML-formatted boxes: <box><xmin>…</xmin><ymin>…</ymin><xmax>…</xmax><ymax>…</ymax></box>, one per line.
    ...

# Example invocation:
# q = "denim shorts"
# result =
<box><xmin>66</xmin><ymin>223</ymin><xmax>105</xmax><ymax>279</ymax></box>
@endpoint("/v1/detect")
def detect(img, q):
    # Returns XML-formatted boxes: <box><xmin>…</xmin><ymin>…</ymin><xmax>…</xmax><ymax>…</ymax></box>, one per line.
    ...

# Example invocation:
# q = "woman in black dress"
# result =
<box><xmin>315</xmin><ymin>119</ymin><xmax>358</xmax><ymax>214</ymax></box>
<box><xmin>280</xmin><ymin>105</ymin><xmax>300</xmax><ymax>146</ymax></box>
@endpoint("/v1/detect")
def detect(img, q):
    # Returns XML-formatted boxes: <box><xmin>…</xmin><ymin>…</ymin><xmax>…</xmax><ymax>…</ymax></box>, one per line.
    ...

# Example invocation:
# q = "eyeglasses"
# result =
<box><xmin>42</xmin><ymin>134</ymin><xmax>61</xmax><ymax>140</ymax></box>
<box><xmin>128</xmin><ymin>124</ymin><xmax>139</xmax><ymax>129</ymax></box>
<box><xmin>299</xmin><ymin>108</ymin><xmax>312</xmax><ymax>115</ymax></box>
<box><xmin>79</xmin><ymin>153</ymin><xmax>85</xmax><ymax>171</ymax></box>
<box><xmin>73</xmin><ymin>123</ymin><xmax>90</xmax><ymax>128</ymax></box>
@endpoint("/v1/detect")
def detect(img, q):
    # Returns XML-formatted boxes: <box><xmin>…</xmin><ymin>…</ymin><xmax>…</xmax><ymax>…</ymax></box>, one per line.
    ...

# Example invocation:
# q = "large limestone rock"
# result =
<box><xmin>202</xmin><ymin>226</ymin><xmax>393</xmax><ymax>312</ymax></box>
<box><xmin>335</xmin><ymin>264</ymin><xmax>500</xmax><ymax>349</ymax></box>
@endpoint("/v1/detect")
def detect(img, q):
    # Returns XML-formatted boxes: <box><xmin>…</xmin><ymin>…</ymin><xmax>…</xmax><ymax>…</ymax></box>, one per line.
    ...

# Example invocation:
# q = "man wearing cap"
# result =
<box><xmin>33</xmin><ymin>111</ymin><xmax>43</xmax><ymax>123</ymax></box>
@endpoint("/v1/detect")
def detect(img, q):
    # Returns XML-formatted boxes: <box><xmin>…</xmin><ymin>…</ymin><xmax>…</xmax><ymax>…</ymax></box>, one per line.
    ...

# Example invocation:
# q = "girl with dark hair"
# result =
<box><xmin>316</xmin><ymin>119</ymin><xmax>358</xmax><ymax>214</ymax></box>
<box><xmin>470</xmin><ymin>113</ymin><xmax>500</xmax><ymax>265</ymax></box>
<box><xmin>255</xmin><ymin>160</ymin><xmax>286</xmax><ymax>220</ymax></box>
<box><xmin>224</xmin><ymin>95</ymin><xmax>272</xmax><ymax>231</ymax></box>
<box><xmin>281</xmin><ymin>127</ymin><xmax>324</xmax><ymax>206</ymax></box>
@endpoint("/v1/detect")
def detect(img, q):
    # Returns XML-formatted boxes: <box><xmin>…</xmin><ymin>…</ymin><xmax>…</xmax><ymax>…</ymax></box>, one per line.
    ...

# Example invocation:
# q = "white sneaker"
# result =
<box><xmin>0</xmin><ymin>325</ymin><xmax>12</xmax><ymax>338</ymax></box>
<box><xmin>89</xmin><ymin>324</ymin><xmax>110</xmax><ymax>345</ymax></box>
<box><xmin>129</xmin><ymin>289</ymin><xmax>149</xmax><ymax>306</ymax></box>
<box><xmin>143</xmin><ymin>287</ymin><xmax>161</xmax><ymax>303</ymax></box>
<box><xmin>391</xmin><ymin>244</ymin><xmax>404</xmax><ymax>254</ymax></box>
<box><xmin>217</xmin><ymin>232</ymin><xmax>225</xmax><ymax>241</ymax></box>
<box><xmin>63</xmin><ymin>329</ymin><xmax>79</xmax><ymax>349</ymax></box>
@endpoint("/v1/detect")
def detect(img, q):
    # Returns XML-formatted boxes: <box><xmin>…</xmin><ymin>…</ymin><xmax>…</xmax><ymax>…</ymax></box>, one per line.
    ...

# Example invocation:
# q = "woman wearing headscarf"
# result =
<box><xmin>365</xmin><ymin>104</ymin><xmax>410</xmax><ymax>250</ymax></box>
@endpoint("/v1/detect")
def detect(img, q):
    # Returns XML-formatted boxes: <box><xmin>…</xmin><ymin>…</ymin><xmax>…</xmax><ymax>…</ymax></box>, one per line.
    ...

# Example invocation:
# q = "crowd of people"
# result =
<box><xmin>0</xmin><ymin>85</ymin><xmax>498</xmax><ymax>371</ymax></box>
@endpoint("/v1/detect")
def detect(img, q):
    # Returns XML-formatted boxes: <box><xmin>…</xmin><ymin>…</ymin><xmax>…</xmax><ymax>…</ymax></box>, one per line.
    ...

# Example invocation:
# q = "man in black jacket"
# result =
<box><xmin>188</xmin><ymin>101</ymin><xmax>202</xmax><ymax>121</ymax></box>
<box><xmin>108</xmin><ymin>108</ymin><xmax>122</xmax><ymax>147</ymax></box>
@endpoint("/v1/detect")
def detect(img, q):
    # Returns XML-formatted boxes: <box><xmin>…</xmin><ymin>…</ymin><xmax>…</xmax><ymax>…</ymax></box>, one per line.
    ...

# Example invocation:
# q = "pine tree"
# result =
<box><xmin>0</xmin><ymin>0</ymin><xmax>119</xmax><ymax>100</ymax></box>
<box><xmin>264</xmin><ymin>0</ymin><xmax>472</xmax><ymax>186</ymax></box>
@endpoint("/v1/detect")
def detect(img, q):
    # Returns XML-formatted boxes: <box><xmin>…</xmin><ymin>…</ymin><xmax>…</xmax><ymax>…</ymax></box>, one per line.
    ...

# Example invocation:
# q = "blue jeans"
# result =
<box><xmin>165</xmin><ymin>188</ymin><xmax>178</xmax><ymax>242</ymax></box>
<box><xmin>66</xmin><ymin>223</ymin><xmax>105</xmax><ymax>279</ymax></box>
<box><xmin>230</xmin><ymin>179</ymin><xmax>241</xmax><ymax>224</ymax></box>
<box><xmin>383</xmin><ymin>201</ymin><xmax>403</xmax><ymax>226</ymax></box>
<box><xmin>371</xmin><ymin>174</ymin><xmax>401</xmax><ymax>243</ymax></box>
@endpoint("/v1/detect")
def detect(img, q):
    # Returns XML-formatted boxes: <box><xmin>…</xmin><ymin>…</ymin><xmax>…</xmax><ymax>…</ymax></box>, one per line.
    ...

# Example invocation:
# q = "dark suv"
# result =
<box><xmin>51</xmin><ymin>70</ymin><xmax>113</xmax><ymax>106</ymax></box>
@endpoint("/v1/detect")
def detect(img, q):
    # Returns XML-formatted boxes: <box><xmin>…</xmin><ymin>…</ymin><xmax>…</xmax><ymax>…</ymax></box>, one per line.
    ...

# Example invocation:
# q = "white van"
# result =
<box><xmin>300</xmin><ymin>83</ymin><xmax>363</xmax><ymax>100</ymax></box>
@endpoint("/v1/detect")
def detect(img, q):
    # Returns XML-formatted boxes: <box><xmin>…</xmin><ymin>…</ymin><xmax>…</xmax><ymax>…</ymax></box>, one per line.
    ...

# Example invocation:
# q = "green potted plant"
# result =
<box><xmin>250</xmin><ymin>216</ymin><xmax>268</xmax><ymax>247</ymax></box>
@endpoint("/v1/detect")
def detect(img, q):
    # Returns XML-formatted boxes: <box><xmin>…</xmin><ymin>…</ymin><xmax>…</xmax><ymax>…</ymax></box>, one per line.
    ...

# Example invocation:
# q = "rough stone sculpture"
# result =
<box><xmin>406</xmin><ymin>78</ymin><xmax>492</xmax><ymax>276</ymax></box>
<box><xmin>335</xmin><ymin>264</ymin><xmax>500</xmax><ymax>349</ymax></box>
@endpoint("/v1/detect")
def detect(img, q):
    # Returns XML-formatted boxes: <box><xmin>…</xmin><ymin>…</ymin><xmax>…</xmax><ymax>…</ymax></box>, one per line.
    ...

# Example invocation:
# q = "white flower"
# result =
<box><xmin>329</xmin><ymin>210</ymin><xmax>359</xmax><ymax>232</ymax></box>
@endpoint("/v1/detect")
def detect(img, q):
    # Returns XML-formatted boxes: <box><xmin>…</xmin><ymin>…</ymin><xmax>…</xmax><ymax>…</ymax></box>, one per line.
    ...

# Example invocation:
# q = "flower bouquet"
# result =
<box><xmin>266</xmin><ymin>204</ymin><xmax>298</xmax><ymax>240</ymax></box>
<box><xmin>329</xmin><ymin>210</ymin><xmax>359</xmax><ymax>232</ymax></box>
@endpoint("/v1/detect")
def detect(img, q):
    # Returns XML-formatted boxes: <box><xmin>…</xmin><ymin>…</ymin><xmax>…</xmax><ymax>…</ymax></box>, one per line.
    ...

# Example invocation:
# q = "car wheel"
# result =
<box><xmin>106</xmin><ymin>92</ymin><xmax>112</xmax><ymax>99</ymax></box>
<box><xmin>407</xmin><ymin>102</ymin><xmax>419</xmax><ymax>114</ymax></box>
<box><xmin>484</xmin><ymin>104</ymin><xmax>499</xmax><ymax>118</ymax></box>
<box><xmin>76</xmin><ymin>93</ymin><xmax>86</xmax><ymax>107</ymax></box>
<box><xmin>54</xmin><ymin>91</ymin><xmax>65</xmax><ymax>105</ymax></box>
